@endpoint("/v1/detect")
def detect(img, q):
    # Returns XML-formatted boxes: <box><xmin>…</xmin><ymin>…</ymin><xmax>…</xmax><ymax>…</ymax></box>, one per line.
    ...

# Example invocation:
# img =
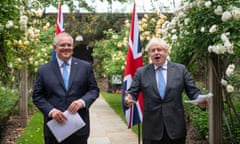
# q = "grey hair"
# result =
<box><xmin>53</xmin><ymin>32</ymin><xmax>74</xmax><ymax>45</ymax></box>
<box><xmin>145</xmin><ymin>37</ymin><xmax>169</xmax><ymax>52</ymax></box>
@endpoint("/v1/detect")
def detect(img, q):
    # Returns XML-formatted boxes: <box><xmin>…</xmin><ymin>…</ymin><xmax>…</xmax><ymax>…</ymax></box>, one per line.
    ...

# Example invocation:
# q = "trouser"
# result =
<box><xmin>45</xmin><ymin>134</ymin><xmax>88</xmax><ymax>144</ymax></box>
<box><xmin>143</xmin><ymin>126</ymin><xmax>185</xmax><ymax>144</ymax></box>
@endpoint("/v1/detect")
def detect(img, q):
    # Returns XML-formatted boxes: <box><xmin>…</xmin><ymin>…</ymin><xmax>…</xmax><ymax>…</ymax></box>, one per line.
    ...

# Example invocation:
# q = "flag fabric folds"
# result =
<box><xmin>55</xmin><ymin>3</ymin><xmax>64</xmax><ymax>35</ymax></box>
<box><xmin>122</xmin><ymin>3</ymin><xmax>144</xmax><ymax>129</ymax></box>
<box><xmin>52</xmin><ymin>3</ymin><xmax>65</xmax><ymax>59</ymax></box>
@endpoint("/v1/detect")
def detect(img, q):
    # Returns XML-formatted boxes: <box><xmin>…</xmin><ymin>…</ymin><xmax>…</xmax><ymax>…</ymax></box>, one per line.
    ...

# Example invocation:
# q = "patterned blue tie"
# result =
<box><xmin>158</xmin><ymin>67</ymin><xmax>166</xmax><ymax>99</ymax></box>
<box><xmin>62</xmin><ymin>62</ymin><xmax>69</xmax><ymax>90</ymax></box>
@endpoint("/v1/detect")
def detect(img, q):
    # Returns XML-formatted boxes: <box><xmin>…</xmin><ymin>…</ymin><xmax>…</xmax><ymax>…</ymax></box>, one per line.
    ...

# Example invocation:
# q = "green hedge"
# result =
<box><xmin>0</xmin><ymin>82</ymin><xmax>19</xmax><ymax>136</ymax></box>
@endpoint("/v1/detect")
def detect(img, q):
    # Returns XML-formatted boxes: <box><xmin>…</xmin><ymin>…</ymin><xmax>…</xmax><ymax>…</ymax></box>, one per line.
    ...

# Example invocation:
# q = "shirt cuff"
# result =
<box><xmin>48</xmin><ymin>108</ymin><xmax>56</xmax><ymax>117</ymax></box>
<box><xmin>78</xmin><ymin>99</ymin><xmax>86</xmax><ymax>108</ymax></box>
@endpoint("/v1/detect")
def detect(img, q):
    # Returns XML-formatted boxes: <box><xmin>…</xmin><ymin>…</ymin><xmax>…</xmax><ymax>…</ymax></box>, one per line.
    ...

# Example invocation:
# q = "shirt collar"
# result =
<box><xmin>154</xmin><ymin>60</ymin><xmax>168</xmax><ymax>70</ymax></box>
<box><xmin>56</xmin><ymin>56</ymin><xmax>72</xmax><ymax>67</ymax></box>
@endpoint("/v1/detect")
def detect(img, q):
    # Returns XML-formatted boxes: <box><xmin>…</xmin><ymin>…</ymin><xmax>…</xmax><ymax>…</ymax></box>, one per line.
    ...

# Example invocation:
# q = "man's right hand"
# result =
<box><xmin>51</xmin><ymin>109</ymin><xmax>67</xmax><ymax>124</ymax></box>
<box><xmin>124</xmin><ymin>91</ymin><xmax>136</xmax><ymax>107</ymax></box>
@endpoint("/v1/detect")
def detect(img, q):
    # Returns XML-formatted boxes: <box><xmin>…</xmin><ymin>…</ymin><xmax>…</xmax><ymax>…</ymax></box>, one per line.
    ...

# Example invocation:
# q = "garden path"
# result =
<box><xmin>89</xmin><ymin>95</ymin><xmax>139</xmax><ymax>144</ymax></box>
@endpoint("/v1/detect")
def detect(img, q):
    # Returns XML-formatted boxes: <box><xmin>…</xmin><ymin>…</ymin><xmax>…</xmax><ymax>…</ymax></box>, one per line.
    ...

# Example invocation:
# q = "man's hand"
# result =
<box><xmin>68</xmin><ymin>100</ymin><xmax>84</xmax><ymax>114</ymax></box>
<box><xmin>198</xmin><ymin>100</ymin><xmax>208</xmax><ymax>110</ymax></box>
<box><xmin>51</xmin><ymin>109</ymin><xmax>67</xmax><ymax>124</ymax></box>
<box><xmin>125</xmin><ymin>91</ymin><xmax>136</xmax><ymax>107</ymax></box>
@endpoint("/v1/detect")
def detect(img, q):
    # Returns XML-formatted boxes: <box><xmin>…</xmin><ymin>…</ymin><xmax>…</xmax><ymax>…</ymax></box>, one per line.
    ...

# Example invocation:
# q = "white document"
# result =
<box><xmin>47</xmin><ymin>111</ymin><xmax>86</xmax><ymax>143</ymax></box>
<box><xmin>185</xmin><ymin>93</ymin><xmax>213</xmax><ymax>105</ymax></box>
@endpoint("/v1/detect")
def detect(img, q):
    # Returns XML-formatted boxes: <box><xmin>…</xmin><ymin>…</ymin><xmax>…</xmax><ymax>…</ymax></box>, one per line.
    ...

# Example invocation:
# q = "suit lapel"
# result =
<box><xmin>146</xmin><ymin>64</ymin><xmax>159</xmax><ymax>96</ymax></box>
<box><xmin>68</xmin><ymin>58</ymin><xmax>79</xmax><ymax>90</ymax></box>
<box><xmin>166</xmin><ymin>62</ymin><xmax>174</xmax><ymax>97</ymax></box>
<box><xmin>52</xmin><ymin>60</ymin><xmax>66</xmax><ymax>90</ymax></box>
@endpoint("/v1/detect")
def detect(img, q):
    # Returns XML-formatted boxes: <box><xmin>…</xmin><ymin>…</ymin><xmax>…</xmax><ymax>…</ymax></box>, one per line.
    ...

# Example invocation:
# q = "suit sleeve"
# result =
<box><xmin>127</xmin><ymin>69</ymin><xmax>142</xmax><ymax>101</ymax></box>
<box><xmin>183</xmin><ymin>66</ymin><xmax>201</xmax><ymax>100</ymax></box>
<box><xmin>78</xmin><ymin>64</ymin><xmax>99</xmax><ymax>108</ymax></box>
<box><xmin>32</xmin><ymin>67</ymin><xmax>54</xmax><ymax>116</ymax></box>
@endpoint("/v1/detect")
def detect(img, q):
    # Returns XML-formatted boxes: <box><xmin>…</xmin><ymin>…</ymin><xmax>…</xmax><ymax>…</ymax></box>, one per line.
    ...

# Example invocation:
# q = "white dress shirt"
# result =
<box><xmin>155</xmin><ymin>61</ymin><xmax>168</xmax><ymax>88</ymax></box>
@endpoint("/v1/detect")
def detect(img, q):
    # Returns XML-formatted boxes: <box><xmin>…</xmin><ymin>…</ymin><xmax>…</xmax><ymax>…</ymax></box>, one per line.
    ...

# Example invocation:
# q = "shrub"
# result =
<box><xmin>0</xmin><ymin>82</ymin><xmax>19</xmax><ymax>137</ymax></box>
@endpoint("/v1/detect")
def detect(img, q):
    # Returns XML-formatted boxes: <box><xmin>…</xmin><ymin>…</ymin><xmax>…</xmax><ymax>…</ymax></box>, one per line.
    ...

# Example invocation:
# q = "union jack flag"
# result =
<box><xmin>55</xmin><ymin>3</ymin><xmax>64</xmax><ymax>35</ymax></box>
<box><xmin>122</xmin><ymin>3</ymin><xmax>144</xmax><ymax>128</ymax></box>
<box><xmin>52</xmin><ymin>3</ymin><xmax>65</xmax><ymax>59</ymax></box>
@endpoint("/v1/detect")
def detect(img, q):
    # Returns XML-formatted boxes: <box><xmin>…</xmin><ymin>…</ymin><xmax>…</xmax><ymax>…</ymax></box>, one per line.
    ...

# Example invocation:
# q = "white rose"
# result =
<box><xmin>209</xmin><ymin>25</ymin><xmax>218</xmax><ymax>33</ymax></box>
<box><xmin>222</xmin><ymin>11</ymin><xmax>232</xmax><ymax>22</ymax></box>
<box><xmin>214</xmin><ymin>6</ymin><xmax>223</xmax><ymax>15</ymax></box>
<box><xmin>205</xmin><ymin>1</ymin><xmax>212</xmax><ymax>8</ymax></box>
<box><xmin>6</xmin><ymin>20</ymin><xmax>14</xmax><ymax>28</ymax></box>
<box><xmin>226</xmin><ymin>64</ymin><xmax>235</xmax><ymax>77</ymax></box>
<box><xmin>226</xmin><ymin>85</ymin><xmax>234</xmax><ymax>93</ymax></box>
<box><xmin>232</xmin><ymin>7</ymin><xmax>240</xmax><ymax>21</ymax></box>
<box><xmin>221</xmin><ymin>79</ymin><xmax>228</xmax><ymax>86</ymax></box>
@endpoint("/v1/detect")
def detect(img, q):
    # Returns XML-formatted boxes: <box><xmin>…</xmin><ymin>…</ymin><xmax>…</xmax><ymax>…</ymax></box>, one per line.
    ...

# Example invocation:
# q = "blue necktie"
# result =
<box><xmin>158</xmin><ymin>67</ymin><xmax>166</xmax><ymax>99</ymax></box>
<box><xmin>62</xmin><ymin>62</ymin><xmax>69</xmax><ymax>90</ymax></box>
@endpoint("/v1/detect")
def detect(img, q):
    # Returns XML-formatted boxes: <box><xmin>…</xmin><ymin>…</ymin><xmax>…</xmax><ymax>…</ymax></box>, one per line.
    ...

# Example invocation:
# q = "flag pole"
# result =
<box><xmin>138</xmin><ymin>123</ymin><xmax>141</xmax><ymax>144</ymax></box>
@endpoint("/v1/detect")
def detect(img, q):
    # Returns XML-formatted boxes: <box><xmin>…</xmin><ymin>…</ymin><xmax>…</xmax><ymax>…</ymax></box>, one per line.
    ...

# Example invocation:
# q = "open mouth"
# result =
<box><xmin>155</xmin><ymin>56</ymin><xmax>161</xmax><ymax>60</ymax></box>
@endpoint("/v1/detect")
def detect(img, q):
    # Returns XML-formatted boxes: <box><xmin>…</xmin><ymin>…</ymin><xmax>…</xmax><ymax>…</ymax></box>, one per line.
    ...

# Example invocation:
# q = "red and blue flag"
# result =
<box><xmin>52</xmin><ymin>3</ymin><xmax>65</xmax><ymax>59</ymax></box>
<box><xmin>122</xmin><ymin>3</ymin><xmax>144</xmax><ymax>128</ymax></box>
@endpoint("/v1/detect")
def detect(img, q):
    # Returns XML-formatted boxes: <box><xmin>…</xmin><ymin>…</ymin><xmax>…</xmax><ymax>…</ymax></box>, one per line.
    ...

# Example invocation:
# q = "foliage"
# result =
<box><xmin>223</xmin><ymin>96</ymin><xmax>240</xmax><ymax>143</ymax></box>
<box><xmin>64</xmin><ymin>13</ymin><xmax>123</xmax><ymax>45</ymax></box>
<box><xmin>0</xmin><ymin>0</ymin><xmax>129</xmax><ymax>83</ymax></box>
<box><xmin>91</xmin><ymin>13</ymin><xmax>168</xmax><ymax>79</ymax></box>
<box><xmin>183</xmin><ymin>95</ymin><xmax>209</xmax><ymax>142</ymax></box>
<box><xmin>0</xmin><ymin>0</ymin><xmax>57</xmax><ymax>85</ymax></box>
<box><xmin>222</xmin><ymin>65</ymin><xmax>240</xmax><ymax>143</ymax></box>
<box><xmin>16</xmin><ymin>111</ymin><xmax>44</xmax><ymax>144</ymax></box>
<box><xmin>183</xmin><ymin>82</ymin><xmax>209</xmax><ymax>142</ymax></box>
<box><xmin>91</xmin><ymin>29</ymin><xmax>127</xmax><ymax>78</ymax></box>
<box><xmin>0</xmin><ymin>82</ymin><xmax>19</xmax><ymax>130</ymax></box>
<box><xmin>0</xmin><ymin>83</ymin><xmax>18</xmax><ymax>119</ymax></box>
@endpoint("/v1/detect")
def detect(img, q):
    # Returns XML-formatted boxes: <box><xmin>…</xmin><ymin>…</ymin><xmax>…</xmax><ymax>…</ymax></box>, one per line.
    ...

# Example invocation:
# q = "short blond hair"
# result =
<box><xmin>145</xmin><ymin>37</ymin><xmax>169</xmax><ymax>52</ymax></box>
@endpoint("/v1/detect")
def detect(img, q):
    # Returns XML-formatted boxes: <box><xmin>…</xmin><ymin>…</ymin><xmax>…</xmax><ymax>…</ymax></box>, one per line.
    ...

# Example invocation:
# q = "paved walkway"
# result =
<box><xmin>88</xmin><ymin>95</ymin><xmax>139</xmax><ymax>144</ymax></box>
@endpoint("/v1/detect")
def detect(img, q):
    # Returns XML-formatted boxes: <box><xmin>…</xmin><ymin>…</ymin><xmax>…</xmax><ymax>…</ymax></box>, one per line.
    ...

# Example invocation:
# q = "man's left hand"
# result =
<box><xmin>198</xmin><ymin>100</ymin><xmax>208</xmax><ymax>110</ymax></box>
<box><xmin>68</xmin><ymin>100</ymin><xmax>84</xmax><ymax>114</ymax></box>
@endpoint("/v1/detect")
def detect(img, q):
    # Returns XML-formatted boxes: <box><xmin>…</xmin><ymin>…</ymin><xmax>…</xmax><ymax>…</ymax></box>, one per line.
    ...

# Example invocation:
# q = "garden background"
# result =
<box><xmin>0</xmin><ymin>0</ymin><xmax>240</xmax><ymax>144</ymax></box>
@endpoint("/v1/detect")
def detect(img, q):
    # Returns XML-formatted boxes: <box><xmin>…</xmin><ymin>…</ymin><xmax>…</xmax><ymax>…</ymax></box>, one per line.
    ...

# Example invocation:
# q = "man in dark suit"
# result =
<box><xmin>125</xmin><ymin>37</ymin><xmax>207</xmax><ymax>144</ymax></box>
<box><xmin>32</xmin><ymin>32</ymin><xmax>99</xmax><ymax>144</ymax></box>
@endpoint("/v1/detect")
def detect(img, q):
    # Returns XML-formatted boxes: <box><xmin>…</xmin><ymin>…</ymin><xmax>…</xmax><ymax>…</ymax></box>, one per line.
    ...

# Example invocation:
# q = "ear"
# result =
<box><xmin>53</xmin><ymin>45</ymin><xmax>56</xmax><ymax>50</ymax></box>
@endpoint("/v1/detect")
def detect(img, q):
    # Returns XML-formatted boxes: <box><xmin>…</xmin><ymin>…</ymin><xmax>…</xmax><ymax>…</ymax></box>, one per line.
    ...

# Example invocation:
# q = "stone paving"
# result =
<box><xmin>88</xmin><ymin>95</ymin><xmax>139</xmax><ymax>144</ymax></box>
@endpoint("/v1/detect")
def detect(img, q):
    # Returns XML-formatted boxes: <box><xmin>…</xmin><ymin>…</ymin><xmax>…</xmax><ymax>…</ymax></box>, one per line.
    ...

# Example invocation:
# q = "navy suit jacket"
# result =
<box><xmin>32</xmin><ymin>57</ymin><xmax>99</xmax><ymax>137</ymax></box>
<box><xmin>128</xmin><ymin>61</ymin><xmax>201</xmax><ymax>140</ymax></box>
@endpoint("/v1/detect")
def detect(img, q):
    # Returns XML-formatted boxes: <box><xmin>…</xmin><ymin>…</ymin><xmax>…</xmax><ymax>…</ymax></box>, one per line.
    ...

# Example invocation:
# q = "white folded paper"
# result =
<box><xmin>47</xmin><ymin>111</ymin><xmax>86</xmax><ymax>143</ymax></box>
<box><xmin>185</xmin><ymin>93</ymin><xmax>213</xmax><ymax>105</ymax></box>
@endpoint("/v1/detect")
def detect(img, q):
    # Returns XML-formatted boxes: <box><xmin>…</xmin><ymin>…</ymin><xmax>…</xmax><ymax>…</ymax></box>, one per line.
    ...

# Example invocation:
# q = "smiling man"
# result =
<box><xmin>32</xmin><ymin>32</ymin><xmax>99</xmax><ymax>144</ymax></box>
<box><xmin>125</xmin><ymin>37</ymin><xmax>207</xmax><ymax>144</ymax></box>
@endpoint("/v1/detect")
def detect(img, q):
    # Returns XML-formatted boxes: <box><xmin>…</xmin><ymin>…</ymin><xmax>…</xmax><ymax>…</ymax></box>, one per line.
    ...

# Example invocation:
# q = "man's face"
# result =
<box><xmin>148</xmin><ymin>44</ymin><xmax>168</xmax><ymax>67</ymax></box>
<box><xmin>54</xmin><ymin>36</ymin><xmax>73</xmax><ymax>61</ymax></box>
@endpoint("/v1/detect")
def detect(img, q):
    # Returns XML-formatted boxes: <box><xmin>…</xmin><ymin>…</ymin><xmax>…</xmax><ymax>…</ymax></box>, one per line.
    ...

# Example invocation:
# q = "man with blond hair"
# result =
<box><xmin>125</xmin><ymin>37</ymin><xmax>207</xmax><ymax>144</ymax></box>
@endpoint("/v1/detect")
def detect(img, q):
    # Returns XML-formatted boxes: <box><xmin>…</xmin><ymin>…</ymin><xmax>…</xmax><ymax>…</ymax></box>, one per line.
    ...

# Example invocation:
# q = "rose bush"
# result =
<box><xmin>162</xmin><ymin>0</ymin><xmax>240</xmax><ymax>142</ymax></box>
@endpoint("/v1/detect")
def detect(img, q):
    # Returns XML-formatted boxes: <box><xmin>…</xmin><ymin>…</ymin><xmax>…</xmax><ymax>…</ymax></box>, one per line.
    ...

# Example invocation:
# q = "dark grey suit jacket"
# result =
<box><xmin>32</xmin><ymin>57</ymin><xmax>99</xmax><ymax>138</ymax></box>
<box><xmin>128</xmin><ymin>61</ymin><xmax>201</xmax><ymax>140</ymax></box>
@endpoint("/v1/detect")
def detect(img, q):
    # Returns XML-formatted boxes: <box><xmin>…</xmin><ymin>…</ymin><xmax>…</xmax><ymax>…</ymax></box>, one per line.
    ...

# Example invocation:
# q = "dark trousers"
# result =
<box><xmin>143</xmin><ymin>137</ymin><xmax>185</xmax><ymax>144</ymax></box>
<box><xmin>143</xmin><ymin>127</ymin><xmax>185</xmax><ymax>144</ymax></box>
<box><xmin>45</xmin><ymin>134</ymin><xmax>88</xmax><ymax>144</ymax></box>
